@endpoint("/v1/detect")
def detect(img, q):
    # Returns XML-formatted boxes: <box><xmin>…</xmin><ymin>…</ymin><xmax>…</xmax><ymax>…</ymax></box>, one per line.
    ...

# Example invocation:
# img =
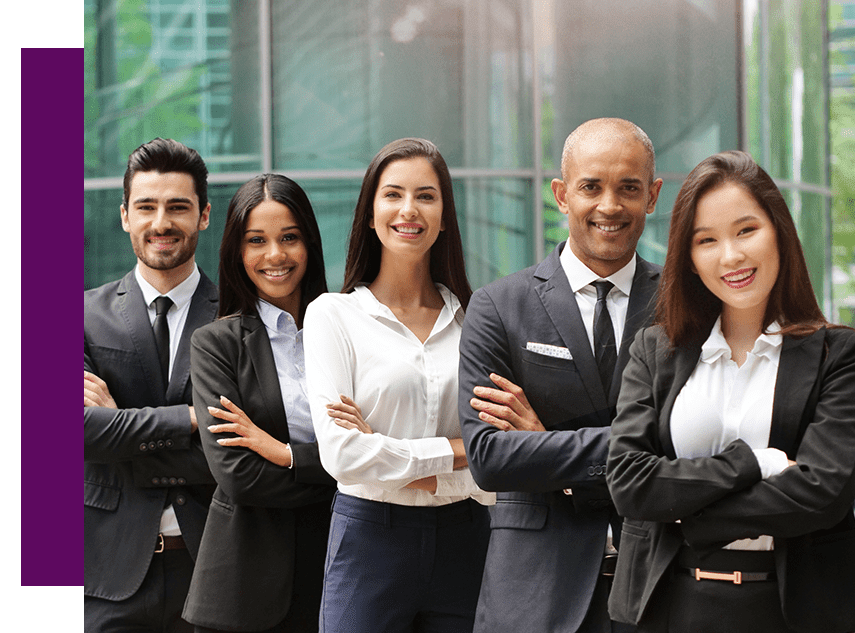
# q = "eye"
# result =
<box><xmin>580</xmin><ymin>183</ymin><xmax>597</xmax><ymax>191</ymax></box>
<box><xmin>737</xmin><ymin>226</ymin><xmax>757</xmax><ymax>236</ymax></box>
<box><xmin>384</xmin><ymin>191</ymin><xmax>400</xmax><ymax>198</ymax></box>
<box><xmin>418</xmin><ymin>193</ymin><xmax>435</xmax><ymax>201</ymax></box>
<box><xmin>696</xmin><ymin>236</ymin><xmax>715</xmax><ymax>245</ymax></box>
<box><xmin>282</xmin><ymin>232</ymin><xmax>301</xmax><ymax>242</ymax></box>
<box><xmin>247</xmin><ymin>236</ymin><xmax>265</xmax><ymax>244</ymax></box>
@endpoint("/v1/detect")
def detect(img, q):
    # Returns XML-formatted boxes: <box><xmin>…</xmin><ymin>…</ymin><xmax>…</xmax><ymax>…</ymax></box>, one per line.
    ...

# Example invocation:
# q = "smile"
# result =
<box><xmin>260</xmin><ymin>268</ymin><xmax>294</xmax><ymax>280</ymax></box>
<box><xmin>148</xmin><ymin>236</ymin><xmax>179</xmax><ymax>249</ymax></box>
<box><xmin>722</xmin><ymin>268</ymin><xmax>756</xmax><ymax>288</ymax></box>
<box><xmin>392</xmin><ymin>224</ymin><xmax>424</xmax><ymax>237</ymax></box>
<box><xmin>592</xmin><ymin>222</ymin><xmax>627</xmax><ymax>233</ymax></box>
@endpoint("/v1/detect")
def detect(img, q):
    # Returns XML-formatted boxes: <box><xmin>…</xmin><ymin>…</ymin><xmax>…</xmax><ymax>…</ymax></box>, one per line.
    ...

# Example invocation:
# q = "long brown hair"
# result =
<box><xmin>656</xmin><ymin>150</ymin><xmax>829</xmax><ymax>346</ymax></box>
<box><xmin>341</xmin><ymin>138</ymin><xmax>472</xmax><ymax>310</ymax></box>
<box><xmin>217</xmin><ymin>174</ymin><xmax>327</xmax><ymax>323</ymax></box>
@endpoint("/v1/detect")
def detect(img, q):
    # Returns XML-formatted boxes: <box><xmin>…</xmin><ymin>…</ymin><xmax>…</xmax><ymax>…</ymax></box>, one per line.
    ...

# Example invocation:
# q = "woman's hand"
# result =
<box><xmin>327</xmin><ymin>395</ymin><xmax>374</xmax><ymax>434</ymax></box>
<box><xmin>470</xmin><ymin>373</ymin><xmax>546</xmax><ymax>432</ymax></box>
<box><xmin>207</xmin><ymin>395</ymin><xmax>292</xmax><ymax>467</ymax></box>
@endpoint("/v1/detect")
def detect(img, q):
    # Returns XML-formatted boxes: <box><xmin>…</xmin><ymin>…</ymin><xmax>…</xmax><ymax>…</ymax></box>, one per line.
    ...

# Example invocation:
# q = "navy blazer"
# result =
<box><xmin>84</xmin><ymin>269</ymin><xmax>218</xmax><ymax>600</ymax></box>
<box><xmin>458</xmin><ymin>243</ymin><xmax>660</xmax><ymax>632</ymax></box>
<box><xmin>607</xmin><ymin>325</ymin><xmax>855</xmax><ymax>633</ymax></box>
<box><xmin>183</xmin><ymin>314</ymin><xmax>335</xmax><ymax>631</ymax></box>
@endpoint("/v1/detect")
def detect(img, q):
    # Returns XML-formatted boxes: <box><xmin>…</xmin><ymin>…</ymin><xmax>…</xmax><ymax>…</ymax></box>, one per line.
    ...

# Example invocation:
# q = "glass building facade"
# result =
<box><xmin>85</xmin><ymin>0</ymin><xmax>836</xmax><ymax>314</ymax></box>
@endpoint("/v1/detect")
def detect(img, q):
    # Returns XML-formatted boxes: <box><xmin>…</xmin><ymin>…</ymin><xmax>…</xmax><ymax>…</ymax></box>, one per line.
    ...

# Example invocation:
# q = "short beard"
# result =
<box><xmin>132</xmin><ymin>230</ymin><xmax>199</xmax><ymax>271</ymax></box>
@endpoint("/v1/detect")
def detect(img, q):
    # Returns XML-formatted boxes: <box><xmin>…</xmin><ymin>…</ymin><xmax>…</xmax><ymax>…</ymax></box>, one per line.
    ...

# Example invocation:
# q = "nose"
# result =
<box><xmin>265</xmin><ymin>240</ymin><xmax>289</xmax><ymax>261</ymax></box>
<box><xmin>399</xmin><ymin>194</ymin><xmax>418</xmax><ymax>219</ymax></box>
<box><xmin>597</xmin><ymin>188</ymin><xmax>622</xmax><ymax>214</ymax></box>
<box><xmin>721</xmin><ymin>239</ymin><xmax>744</xmax><ymax>267</ymax></box>
<box><xmin>151</xmin><ymin>208</ymin><xmax>172</xmax><ymax>233</ymax></box>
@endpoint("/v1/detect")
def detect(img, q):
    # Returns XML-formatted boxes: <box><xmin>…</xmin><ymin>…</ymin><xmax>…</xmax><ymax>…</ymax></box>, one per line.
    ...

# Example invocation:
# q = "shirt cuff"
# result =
<box><xmin>752</xmin><ymin>448</ymin><xmax>790</xmax><ymax>479</ymax></box>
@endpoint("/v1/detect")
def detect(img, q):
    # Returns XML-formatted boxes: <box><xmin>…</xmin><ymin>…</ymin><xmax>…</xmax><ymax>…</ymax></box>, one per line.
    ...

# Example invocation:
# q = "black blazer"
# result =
<box><xmin>607</xmin><ymin>325</ymin><xmax>855</xmax><ymax>633</ymax></box>
<box><xmin>84</xmin><ymin>270</ymin><xmax>218</xmax><ymax>600</ymax></box>
<box><xmin>458</xmin><ymin>244</ymin><xmax>660</xmax><ymax>632</ymax></box>
<box><xmin>183</xmin><ymin>314</ymin><xmax>335</xmax><ymax>631</ymax></box>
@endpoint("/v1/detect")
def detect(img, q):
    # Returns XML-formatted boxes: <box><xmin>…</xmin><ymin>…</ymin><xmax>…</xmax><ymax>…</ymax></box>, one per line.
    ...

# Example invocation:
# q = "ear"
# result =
<box><xmin>369</xmin><ymin>216</ymin><xmax>375</xmax><ymax>229</ymax></box>
<box><xmin>120</xmin><ymin>205</ymin><xmax>130</xmax><ymax>233</ymax></box>
<box><xmin>198</xmin><ymin>203</ymin><xmax>211</xmax><ymax>231</ymax></box>
<box><xmin>647</xmin><ymin>178</ymin><xmax>664</xmax><ymax>215</ymax></box>
<box><xmin>550</xmin><ymin>178</ymin><xmax>569</xmax><ymax>216</ymax></box>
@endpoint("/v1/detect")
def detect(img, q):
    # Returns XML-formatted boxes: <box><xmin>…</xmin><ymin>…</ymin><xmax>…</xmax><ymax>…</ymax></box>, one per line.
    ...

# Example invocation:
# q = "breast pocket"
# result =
<box><xmin>518</xmin><ymin>348</ymin><xmax>594</xmax><ymax>428</ymax></box>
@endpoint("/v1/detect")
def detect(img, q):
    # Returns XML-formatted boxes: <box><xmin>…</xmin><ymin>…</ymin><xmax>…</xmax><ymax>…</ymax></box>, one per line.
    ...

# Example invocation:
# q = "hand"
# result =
<box><xmin>84</xmin><ymin>371</ymin><xmax>117</xmax><ymax>408</ymax></box>
<box><xmin>470</xmin><ymin>373</ymin><xmax>545</xmax><ymax>432</ymax></box>
<box><xmin>188</xmin><ymin>405</ymin><xmax>198</xmax><ymax>433</ymax></box>
<box><xmin>207</xmin><ymin>396</ymin><xmax>292</xmax><ymax>467</ymax></box>
<box><xmin>327</xmin><ymin>395</ymin><xmax>373</xmax><ymax>434</ymax></box>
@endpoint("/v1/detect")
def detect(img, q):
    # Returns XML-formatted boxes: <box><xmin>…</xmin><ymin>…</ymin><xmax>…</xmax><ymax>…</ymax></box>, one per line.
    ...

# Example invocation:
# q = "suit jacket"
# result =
<box><xmin>458</xmin><ymin>243</ymin><xmax>660</xmax><ymax>632</ymax></box>
<box><xmin>84</xmin><ymin>269</ymin><xmax>218</xmax><ymax>600</ymax></box>
<box><xmin>183</xmin><ymin>314</ymin><xmax>336</xmax><ymax>631</ymax></box>
<box><xmin>607</xmin><ymin>325</ymin><xmax>855</xmax><ymax>633</ymax></box>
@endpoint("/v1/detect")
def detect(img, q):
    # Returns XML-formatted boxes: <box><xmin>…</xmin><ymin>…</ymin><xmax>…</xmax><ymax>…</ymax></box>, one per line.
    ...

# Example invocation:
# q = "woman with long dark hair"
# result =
<box><xmin>607</xmin><ymin>151</ymin><xmax>855</xmax><ymax>633</ymax></box>
<box><xmin>183</xmin><ymin>174</ymin><xmax>336</xmax><ymax>633</ymax></box>
<box><xmin>303</xmin><ymin>138</ymin><xmax>494</xmax><ymax>633</ymax></box>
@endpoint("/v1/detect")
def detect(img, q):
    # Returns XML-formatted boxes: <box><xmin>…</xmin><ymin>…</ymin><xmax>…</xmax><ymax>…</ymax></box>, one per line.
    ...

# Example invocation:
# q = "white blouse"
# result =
<box><xmin>670</xmin><ymin>317</ymin><xmax>789</xmax><ymax>550</ymax></box>
<box><xmin>304</xmin><ymin>284</ymin><xmax>494</xmax><ymax>507</ymax></box>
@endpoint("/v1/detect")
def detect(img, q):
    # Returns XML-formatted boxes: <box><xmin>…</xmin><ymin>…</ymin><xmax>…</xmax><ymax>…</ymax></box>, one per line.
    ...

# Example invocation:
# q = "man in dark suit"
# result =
<box><xmin>84</xmin><ymin>138</ymin><xmax>218</xmax><ymax>633</ymax></box>
<box><xmin>458</xmin><ymin>118</ymin><xmax>663</xmax><ymax>633</ymax></box>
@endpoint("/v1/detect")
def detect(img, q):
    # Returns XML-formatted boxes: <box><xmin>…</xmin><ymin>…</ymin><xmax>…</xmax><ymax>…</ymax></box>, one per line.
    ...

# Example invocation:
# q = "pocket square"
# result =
<box><xmin>526</xmin><ymin>342</ymin><xmax>572</xmax><ymax>360</ymax></box>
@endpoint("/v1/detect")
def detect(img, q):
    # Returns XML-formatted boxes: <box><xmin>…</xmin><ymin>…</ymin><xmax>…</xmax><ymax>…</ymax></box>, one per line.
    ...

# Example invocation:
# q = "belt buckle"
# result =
<box><xmin>694</xmin><ymin>568</ymin><xmax>742</xmax><ymax>585</ymax></box>
<box><xmin>155</xmin><ymin>533</ymin><xmax>165</xmax><ymax>554</ymax></box>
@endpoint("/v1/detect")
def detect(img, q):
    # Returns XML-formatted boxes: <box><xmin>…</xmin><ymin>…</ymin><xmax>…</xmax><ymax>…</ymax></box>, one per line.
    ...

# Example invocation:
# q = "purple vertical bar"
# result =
<box><xmin>21</xmin><ymin>48</ymin><xmax>82</xmax><ymax>586</ymax></box>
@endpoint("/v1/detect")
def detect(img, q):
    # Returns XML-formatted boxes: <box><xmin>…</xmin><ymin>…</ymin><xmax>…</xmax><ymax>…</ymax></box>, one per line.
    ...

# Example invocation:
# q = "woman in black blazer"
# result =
<box><xmin>607</xmin><ymin>152</ymin><xmax>855</xmax><ymax>633</ymax></box>
<box><xmin>183</xmin><ymin>174</ymin><xmax>336</xmax><ymax>632</ymax></box>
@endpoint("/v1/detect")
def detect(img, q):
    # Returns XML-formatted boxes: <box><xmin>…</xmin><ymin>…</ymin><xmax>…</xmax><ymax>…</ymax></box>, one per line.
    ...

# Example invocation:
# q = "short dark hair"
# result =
<box><xmin>341</xmin><ymin>138</ymin><xmax>472</xmax><ymax>309</ymax></box>
<box><xmin>217</xmin><ymin>174</ymin><xmax>327</xmax><ymax>322</ymax></box>
<box><xmin>123</xmin><ymin>138</ymin><xmax>209</xmax><ymax>211</ymax></box>
<box><xmin>656</xmin><ymin>150</ymin><xmax>829</xmax><ymax>345</ymax></box>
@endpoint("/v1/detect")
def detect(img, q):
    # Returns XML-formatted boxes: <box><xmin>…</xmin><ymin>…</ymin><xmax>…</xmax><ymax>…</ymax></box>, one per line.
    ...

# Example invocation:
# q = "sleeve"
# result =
<box><xmin>457</xmin><ymin>287</ymin><xmax>612</xmax><ymax>495</ymax></box>
<box><xmin>304</xmin><ymin>298</ymin><xmax>455</xmax><ymax>490</ymax></box>
<box><xmin>606</xmin><ymin>329</ymin><xmax>763</xmax><ymax>523</ymax></box>
<box><xmin>434</xmin><ymin>468</ymin><xmax>496</xmax><ymax>505</ymax></box>
<box><xmin>191</xmin><ymin>324</ymin><xmax>335</xmax><ymax>508</ymax></box>
<box><xmin>679</xmin><ymin>331</ymin><xmax>855</xmax><ymax>550</ymax></box>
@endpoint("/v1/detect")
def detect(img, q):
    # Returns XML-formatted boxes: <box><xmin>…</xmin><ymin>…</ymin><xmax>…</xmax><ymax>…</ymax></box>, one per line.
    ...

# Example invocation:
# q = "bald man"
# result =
<box><xmin>458</xmin><ymin>118</ymin><xmax>663</xmax><ymax>632</ymax></box>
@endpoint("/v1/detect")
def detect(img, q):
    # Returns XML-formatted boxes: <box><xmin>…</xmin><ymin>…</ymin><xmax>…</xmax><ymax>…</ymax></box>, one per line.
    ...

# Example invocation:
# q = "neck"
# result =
<box><xmin>138</xmin><ymin>257</ymin><xmax>195</xmax><ymax>295</ymax></box>
<box><xmin>369</xmin><ymin>254</ymin><xmax>438</xmax><ymax>308</ymax></box>
<box><xmin>720</xmin><ymin>304</ymin><xmax>765</xmax><ymax>359</ymax></box>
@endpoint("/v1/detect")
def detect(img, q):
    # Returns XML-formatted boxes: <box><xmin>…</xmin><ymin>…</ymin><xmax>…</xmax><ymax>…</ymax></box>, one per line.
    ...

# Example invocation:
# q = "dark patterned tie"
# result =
<box><xmin>153</xmin><ymin>295</ymin><xmax>174</xmax><ymax>388</ymax></box>
<box><xmin>592</xmin><ymin>281</ymin><xmax>616</xmax><ymax>397</ymax></box>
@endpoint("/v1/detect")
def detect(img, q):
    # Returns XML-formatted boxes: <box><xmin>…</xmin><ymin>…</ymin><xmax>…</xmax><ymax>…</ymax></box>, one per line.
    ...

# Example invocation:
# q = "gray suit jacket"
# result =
<box><xmin>607</xmin><ymin>324</ymin><xmax>855</xmax><ymax>633</ymax></box>
<box><xmin>84</xmin><ymin>269</ymin><xmax>218</xmax><ymax>600</ymax></box>
<box><xmin>458</xmin><ymin>243</ymin><xmax>660</xmax><ymax>632</ymax></box>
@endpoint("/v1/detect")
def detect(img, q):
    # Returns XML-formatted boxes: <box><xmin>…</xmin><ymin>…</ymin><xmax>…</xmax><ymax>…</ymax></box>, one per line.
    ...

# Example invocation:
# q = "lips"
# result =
<box><xmin>722</xmin><ymin>267</ymin><xmax>756</xmax><ymax>288</ymax></box>
<box><xmin>591</xmin><ymin>221</ymin><xmax>628</xmax><ymax>233</ymax></box>
<box><xmin>392</xmin><ymin>223</ymin><xmax>424</xmax><ymax>238</ymax></box>
<box><xmin>259</xmin><ymin>267</ymin><xmax>295</xmax><ymax>280</ymax></box>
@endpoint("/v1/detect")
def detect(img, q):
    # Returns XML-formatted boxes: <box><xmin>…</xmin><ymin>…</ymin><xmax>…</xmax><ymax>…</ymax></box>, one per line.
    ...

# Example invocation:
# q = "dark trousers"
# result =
<box><xmin>85</xmin><ymin>548</ymin><xmax>194</xmax><ymax>633</ymax></box>
<box><xmin>320</xmin><ymin>493</ymin><xmax>490</xmax><ymax>633</ymax></box>
<box><xmin>638</xmin><ymin>547</ymin><xmax>795</xmax><ymax>633</ymax></box>
<box><xmin>579</xmin><ymin>572</ymin><xmax>637</xmax><ymax>633</ymax></box>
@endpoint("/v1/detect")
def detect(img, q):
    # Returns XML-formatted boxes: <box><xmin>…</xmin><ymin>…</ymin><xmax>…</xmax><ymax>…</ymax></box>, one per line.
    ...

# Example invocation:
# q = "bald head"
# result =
<box><xmin>560</xmin><ymin>118</ymin><xmax>656</xmax><ymax>183</ymax></box>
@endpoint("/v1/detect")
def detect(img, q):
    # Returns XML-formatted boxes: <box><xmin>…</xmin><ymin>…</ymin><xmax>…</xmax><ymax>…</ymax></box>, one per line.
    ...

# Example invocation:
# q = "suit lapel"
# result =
<box><xmin>242</xmin><ymin>314</ymin><xmax>292</xmax><ymax>442</ymax></box>
<box><xmin>769</xmin><ymin>328</ymin><xmax>825</xmax><ymax>457</ymax></box>
<box><xmin>117</xmin><ymin>271</ymin><xmax>165</xmax><ymax>400</ymax></box>
<box><xmin>534</xmin><ymin>246</ymin><xmax>608</xmax><ymax>412</ymax></box>
<box><xmin>167</xmin><ymin>271</ymin><xmax>219</xmax><ymax>402</ymax></box>
<box><xmin>612</xmin><ymin>257</ymin><xmax>661</xmax><ymax>404</ymax></box>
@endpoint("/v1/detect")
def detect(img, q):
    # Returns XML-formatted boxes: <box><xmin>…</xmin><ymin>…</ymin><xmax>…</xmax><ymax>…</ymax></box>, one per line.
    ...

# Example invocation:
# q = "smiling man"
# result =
<box><xmin>84</xmin><ymin>138</ymin><xmax>218</xmax><ymax>633</ymax></box>
<box><xmin>459</xmin><ymin>118</ymin><xmax>663</xmax><ymax>633</ymax></box>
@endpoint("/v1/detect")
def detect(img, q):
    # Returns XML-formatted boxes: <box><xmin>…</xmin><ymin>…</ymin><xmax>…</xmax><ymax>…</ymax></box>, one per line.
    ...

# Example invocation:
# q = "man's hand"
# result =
<box><xmin>188</xmin><ymin>405</ymin><xmax>198</xmax><ymax>433</ymax></box>
<box><xmin>84</xmin><ymin>371</ymin><xmax>117</xmax><ymax>409</ymax></box>
<box><xmin>470</xmin><ymin>373</ymin><xmax>546</xmax><ymax>432</ymax></box>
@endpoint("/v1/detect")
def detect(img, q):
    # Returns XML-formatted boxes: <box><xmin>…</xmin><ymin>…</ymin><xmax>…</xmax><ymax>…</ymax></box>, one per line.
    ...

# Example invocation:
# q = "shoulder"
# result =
<box><xmin>472</xmin><ymin>263</ymin><xmax>539</xmax><ymax>303</ymax></box>
<box><xmin>84</xmin><ymin>276</ymin><xmax>125</xmax><ymax>306</ymax></box>
<box><xmin>191</xmin><ymin>315</ymin><xmax>247</xmax><ymax>350</ymax></box>
<box><xmin>306</xmin><ymin>291</ymin><xmax>361</xmax><ymax>320</ymax></box>
<box><xmin>823</xmin><ymin>326</ymin><xmax>855</xmax><ymax>363</ymax></box>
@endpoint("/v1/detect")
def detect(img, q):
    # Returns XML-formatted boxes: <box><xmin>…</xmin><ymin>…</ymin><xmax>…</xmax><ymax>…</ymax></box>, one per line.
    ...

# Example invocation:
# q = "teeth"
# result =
<box><xmin>262</xmin><ymin>269</ymin><xmax>291</xmax><ymax>277</ymax></box>
<box><xmin>394</xmin><ymin>226</ymin><xmax>422</xmax><ymax>234</ymax></box>
<box><xmin>595</xmin><ymin>224</ymin><xmax>622</xmax><ymax>232</ymax></box>
<box><xmin>724</xmin><ymin>269</ymin><xmax>754</xmax><ymax>282</ymax></box>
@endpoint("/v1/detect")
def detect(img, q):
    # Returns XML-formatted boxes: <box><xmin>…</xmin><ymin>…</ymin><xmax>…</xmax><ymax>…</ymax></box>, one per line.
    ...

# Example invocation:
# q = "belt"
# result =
<box><xmin>155</xmin><ymin>534</ymin><xmax>186</xmax><ymax>554</ymax></box>
<box><xmin>601</xmin><ymin>554</ymin><xmax>617</xmax><ymax>577</ymax></box>
<box><xmin>680</xmin><ymin>567</ymin><xmax>776</xmax><ymax>584</ymax></box>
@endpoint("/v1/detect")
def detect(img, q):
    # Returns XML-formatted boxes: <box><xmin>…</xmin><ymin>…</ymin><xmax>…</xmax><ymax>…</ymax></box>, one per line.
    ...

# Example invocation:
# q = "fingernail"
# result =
<box><xmin>220</xmin><ymin>395</ymin><xmax>230</xmax><ymax>403</ymax></box>
<box><xmin>207</xmin><ymin>406</ymin><xmax>218</xmax><ymax>412</ymax></box>
<box><xmin>217</xmin><ymin>438</ymin><xmax>225</xmax><ymax>444</ymax></box>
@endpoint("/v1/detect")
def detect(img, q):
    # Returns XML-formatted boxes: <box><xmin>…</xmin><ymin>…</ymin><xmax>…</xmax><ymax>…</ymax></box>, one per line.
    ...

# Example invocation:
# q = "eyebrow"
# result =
<box><xmin>245</xmin><ymin>225</ymin><xmax>301</xmax><ymax>234</ymax></box>
<box><xmin>379</xmin><ymin>183</ymin><xmax>438</xmax><ymax>192</ymax></box>
<box><xmin>577</xmin><ymin>177</ymin><xmax>644</xmax><ymax>185</ymax></box>
<box><xmin>131</xmin><ymin>197</ymin><xmax>194</xmax><ymax>205</ymax></box>
<box><xmin>693</xmin><ymin>215</ymin><xmax>761</xmax><ymax>234</ymax></box>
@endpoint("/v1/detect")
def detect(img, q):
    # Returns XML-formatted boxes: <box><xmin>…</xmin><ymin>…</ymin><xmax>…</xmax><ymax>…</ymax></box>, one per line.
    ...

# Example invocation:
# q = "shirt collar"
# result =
<box><xmin>256</xmin><ymin>298</ymin><xmax>298</xmax><ymax>334</ymax></box>
<box><xmin>700</xmin><ymin>316</ymin><xmax>784</xmax><ymax>364</ymax></box>
<box><xmin>135</xmin><ymin>263</ymin><xmax>200</xmax><ymax>312</ymax></box>
<box><xmin>353</xmin><ymin>283</ymin><xmax>463</xmax><ymax>322</ymax></box>
<box><xmin>559</xmin><ymin>240</ymin><xmax>636</xmax><ymax>297</ymax></box>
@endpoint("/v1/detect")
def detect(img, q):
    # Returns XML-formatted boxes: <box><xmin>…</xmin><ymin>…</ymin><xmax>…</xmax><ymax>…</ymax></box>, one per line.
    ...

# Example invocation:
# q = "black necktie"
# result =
<box><xmin>592</xmin><ymin>281</ymin><xmax>617</xmax><ymax>397</ymax></box>
<box><xmin>153</xmin><ymin>296</ymin><xmax>173</xmax><ymax>388</ymax></box>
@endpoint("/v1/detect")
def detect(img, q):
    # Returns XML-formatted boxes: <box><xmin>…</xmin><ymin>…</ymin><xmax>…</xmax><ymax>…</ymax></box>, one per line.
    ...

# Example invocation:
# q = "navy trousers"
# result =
<box><xmin>320</xmin><ymin>493</ymin><xmax>490</xmax><ymax>633</ymax></box>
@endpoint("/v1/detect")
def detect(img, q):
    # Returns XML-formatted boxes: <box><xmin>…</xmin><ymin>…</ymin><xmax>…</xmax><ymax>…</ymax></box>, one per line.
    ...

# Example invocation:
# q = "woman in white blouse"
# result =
<box><xmin>303</xmin><ymin>138</ymin><xmax>494</xmax><ymax>633</ymax></box>
<box><xmin>606</xmin><ymin>151</ymin><xmax>855</xmax><ymax>633</ymax></box>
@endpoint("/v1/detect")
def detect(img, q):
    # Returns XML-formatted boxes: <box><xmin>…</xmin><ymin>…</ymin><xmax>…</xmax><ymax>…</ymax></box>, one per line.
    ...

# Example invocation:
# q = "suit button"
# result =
<box><xmin>177</xmin><ymin>478</ymin><xmax>186</xmax><ymax>485</ymax></box>
<box><xmin>140</xmin><ymin>443</ymin><xmax>148</xmax><ymax>452</ymax></box>
<box><xmin>151</xmin><ymin>477</ymin><xmax>159</xmax><ymax>485</ymax></box>
<box><xmin>157</xmin><ymin>440</ymin><xmax>165</xmax><ymax>449</ymax></box>
<box><xmin>587</xmin><ymin>466</ymin><xmax>596</xmax><ymax>476</ymax></box>
<box><xmin>176</xmin><ymin>495</ymin><xmax>186</xmax><ymax>506</ymax></box>
<box><xmin>169</xmin><ymin>477</ymin><xmax>178</xmax><ymax>485</ymax></box>
<box><xmin>148</xmin><ymin>442</ymin><xmax>157</xmax><ymax>451</ymax></box>
<box><xmin>160</xmin><ymin>477</ymin><xmax>169</xmax><ymax>485</ymax></box>
<box><xmin>165</xmin><ymin>439</ymin><xmax>174</xmax><ymax>448</ymax></box>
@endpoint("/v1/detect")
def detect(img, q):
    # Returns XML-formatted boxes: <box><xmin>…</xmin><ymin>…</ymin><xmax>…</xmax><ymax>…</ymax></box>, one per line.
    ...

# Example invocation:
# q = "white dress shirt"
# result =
<box><xmin>559</xmin><ymin>240</ymin><xmax>636</xmax><ymax>352</ymax></box>
<box><xmin>255</xmin><ymin>299</ymin><xmax>315</xmax><ymax>445</ymax></box>
<box><xmin>304</xmin><ymin>284</ymin><xmax>494</xmax><ymax>507</ymax></box>
<box><xmin>670</xmin><ymin>316</ymin><xmax>789</xmax><ymax>550</ymax></box>
<box><xmin>134</xmin><ymin>263</ymin><xmax>201</xmax><ymax>537</ymax></box>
